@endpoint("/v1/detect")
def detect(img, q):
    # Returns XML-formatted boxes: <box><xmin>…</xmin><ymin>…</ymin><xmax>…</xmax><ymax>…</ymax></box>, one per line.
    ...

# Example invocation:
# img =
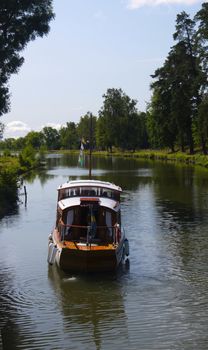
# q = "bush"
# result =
<box><xmin>19</xmin><ymin>144</ymin><xmax>36</xmax><ymax>169</ymax></box>
<box><xmin>3</xmin><ymin>149</ymin><xmax>11</xmax><ymax>157</ymax></box>
<box><xmin>0</xmin><ymin>169</ymin><xmax>18</xmax><ymax>202</ymax></box>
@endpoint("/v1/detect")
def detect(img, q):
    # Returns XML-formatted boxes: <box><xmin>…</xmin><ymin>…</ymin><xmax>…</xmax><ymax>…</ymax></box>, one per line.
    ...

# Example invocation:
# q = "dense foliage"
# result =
<box><xmin>0</xmin><ymin>0</ymin><xmax>54</xmax><ymax>116</ymax></box>
<box><xmin>96</xmin><ymin>89</ymin><xmax>147</xmax><ymax>151</ymax></box>
<box><xmin>147</xmin><ymin>3</ymin><xmax>208</xmax><ymax>154</ymax></box>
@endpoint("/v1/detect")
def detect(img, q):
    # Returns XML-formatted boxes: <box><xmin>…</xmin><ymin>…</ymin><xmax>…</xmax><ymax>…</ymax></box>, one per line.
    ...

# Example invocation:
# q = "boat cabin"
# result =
<box><xmin>56</xmin><ymin>180</ymin><xmax>122</xmax><ymax>245</ymax></box>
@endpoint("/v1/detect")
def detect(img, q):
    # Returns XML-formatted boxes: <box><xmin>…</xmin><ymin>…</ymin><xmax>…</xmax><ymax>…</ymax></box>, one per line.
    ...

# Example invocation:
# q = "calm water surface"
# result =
<box><xmin>1</xmin><ymin>154</ymin><xmax>208</xmax><ymax>349</ymax></box>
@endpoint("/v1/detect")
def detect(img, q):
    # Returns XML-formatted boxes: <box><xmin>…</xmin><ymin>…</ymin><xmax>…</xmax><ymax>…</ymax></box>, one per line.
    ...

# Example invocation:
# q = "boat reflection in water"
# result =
<box><xmin>48</xmin><ymin>265</ymin><xmax>130</xmax><ymax>349</ymax></box>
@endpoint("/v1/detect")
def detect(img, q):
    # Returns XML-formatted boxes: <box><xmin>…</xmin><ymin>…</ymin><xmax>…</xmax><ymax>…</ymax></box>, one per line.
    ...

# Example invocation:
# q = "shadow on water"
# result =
<box><xmin>0</xmin><ymin>200</ymin><xmax>19</xmax><ymax>221</ymax></box>
<box><xmin>47</xmin><ymin>262</ymin><xmax>130</xmax><ymax>350</ymax></box>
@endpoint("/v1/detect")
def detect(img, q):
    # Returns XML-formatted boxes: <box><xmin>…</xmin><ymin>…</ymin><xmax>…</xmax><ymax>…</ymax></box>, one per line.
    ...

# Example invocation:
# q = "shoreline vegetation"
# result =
<box><xmin>0</xmin><ymin>147</ymin><xmax>45</xmax><ymax>212</ymax></box>
<box><xmin>1</xmin><ymin>148</ymin><xmax>208</xmax><ymax>187</ymax></box>
<box><xmin>1</xmin><ymin>148</ymin><xmax>208</xmax><ymax>211</ymax></box>
<box><xmin>53</xmin><ymin>149</ymin><xmax>208</xmax><ymax>168</ymax></box>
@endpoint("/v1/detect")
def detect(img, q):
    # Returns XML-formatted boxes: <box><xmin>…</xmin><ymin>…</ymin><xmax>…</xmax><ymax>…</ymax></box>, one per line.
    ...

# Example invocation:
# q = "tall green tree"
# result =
<box><xmin>194</xmin><ymin>3</ymin><xmax>208</xmax><ymax>153</ymax></box>
<box><xmin>0</xmin><ymin>137</ymin><xmax>15</xmax><ymax>150</ymax></box>
<box><xmin>60</xmin><ymin>122</ymin><xmax>78</xmax><ymax>149</ymax></box>
<box><xmin>14</xmin><ymin>137</ymin><xmax>26</xmax><ymax>150</ymax></box>
<box><xmin>195</xmin><ymin>3</ymin><xmax>208</xmax><ymax>42</ymax></box>
<box><xmin>97</xmin><ymin>88</ymin><xmax>139</xmax><ymax>151</ymax></box>
<box><xmin>193</xmin><ymin>94</ymin><xmax>208</xmax><ymax>153</ymax></box>
<box><xmin>147</xmin><ymin>86</ymin><xmax>177</xmax><ymax>151</ymax></box>
<box><xmin>42</xmin><ymin>126</ymin><xmax>60</xmax><ymax>150</ymax></box>
<box><xmin>77</xmin><ymin>112</ymin><xmax>97</xmax><ymax>149</ymax></box>
<box><xmin>25</xmin><ymin>131</ymin><xmax>44</xmax><ymax>149</ymax></box>
<box><xmin>173</xmin><ymin>11</ymin><xmax>204</xmax><ymax>154</ymax></box>
<box><xmin>149</xmin><ymin>7</ymin><xmax>208</xmax><ymax>154</ymax></box>
<box><xmin>0</xmin><ymin>0</ymin><xmax>54</xmax><ymax>117</ymax></box>
<box><xmin>129</xmin><ymin>112</ymin><xmax>148</xmax><ymax>150</ymax></box>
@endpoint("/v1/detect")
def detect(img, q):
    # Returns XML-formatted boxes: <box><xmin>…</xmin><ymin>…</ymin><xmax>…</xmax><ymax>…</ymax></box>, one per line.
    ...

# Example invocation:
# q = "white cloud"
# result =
<box><xmin>4</xmin><ymin>121</ymin><xmax>31</xmax><ymax>139</ymax></box>
<box><xmin>40</xmin><ymin>123</ymin><xmax>63</xmax><ymax>130</ymax></box>
<box><xmin>128</xmin><ymin>0</ymin><xmax>205</xmax><ymax>9</ymax></box>
<box><xmin>3</xmin><ymin>121</ymin><xmax>66</xmax><ymax>139</ymax></box>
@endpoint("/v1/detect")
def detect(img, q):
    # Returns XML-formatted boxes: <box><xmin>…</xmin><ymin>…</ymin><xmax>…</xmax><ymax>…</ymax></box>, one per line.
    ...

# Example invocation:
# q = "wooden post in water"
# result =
<box><xmin>89</xmin><ymin>113</ymin><xmax>92</xmax><ymax>179</ymax></box>
<box><xmin>24</xmin><ymin>185</ymin><xmax>27</xmax><ymax>206</ymax></box>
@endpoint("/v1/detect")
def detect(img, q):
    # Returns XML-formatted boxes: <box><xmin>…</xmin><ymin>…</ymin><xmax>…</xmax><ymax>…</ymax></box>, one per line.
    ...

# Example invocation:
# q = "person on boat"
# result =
<box><xmin>114</xmin><ymin>223</ymin><xmax>121</xmax><ymax>244</ymax></box>
<box><xmin>87</xmin><ymin>211</ymin><xmax>97</xmax><ymax>239</ymax></box>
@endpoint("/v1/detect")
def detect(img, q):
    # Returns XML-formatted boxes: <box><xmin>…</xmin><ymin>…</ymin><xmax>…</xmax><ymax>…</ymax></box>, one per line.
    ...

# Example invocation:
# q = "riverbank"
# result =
<box><xmin>0</xmin><ymin>153</ymin><xmax>43</xmax><ymax>209</ymax></box>
<box><xmin>104</xmin><ymin>150</ymin><xmax>208</xmax><ymax>168</ymax></box>
<box><xmin>53</xmin><ymin>149</ymin><xmax>208</xmax><ymax>168</ymax></box>
<box><xmin>0</xmin><ymin>156</ymin><xmax>20</xmax><ymax>215</ymax></box>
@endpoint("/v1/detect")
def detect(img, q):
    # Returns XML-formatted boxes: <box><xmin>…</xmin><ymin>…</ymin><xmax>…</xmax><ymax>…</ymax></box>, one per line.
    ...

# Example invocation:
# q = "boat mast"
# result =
<box><xmin>89</xmin><ymin>113</ymin><xmax>92</xmax><ymax>179</ymax></box>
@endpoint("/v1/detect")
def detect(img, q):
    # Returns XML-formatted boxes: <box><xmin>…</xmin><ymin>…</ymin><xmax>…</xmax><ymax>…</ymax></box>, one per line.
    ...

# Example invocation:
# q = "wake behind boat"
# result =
<box><xmin>48</xmin><ymin>179</ymin><xmax>129</xmax><ymax>272</ymax></box>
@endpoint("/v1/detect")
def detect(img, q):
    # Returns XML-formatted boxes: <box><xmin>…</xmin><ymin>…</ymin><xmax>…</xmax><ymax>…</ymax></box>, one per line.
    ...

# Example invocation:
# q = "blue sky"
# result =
<box><xmin>2</xmin><ymin>0</ymin><xmax>207</xmax><ymax>138</ymax></box>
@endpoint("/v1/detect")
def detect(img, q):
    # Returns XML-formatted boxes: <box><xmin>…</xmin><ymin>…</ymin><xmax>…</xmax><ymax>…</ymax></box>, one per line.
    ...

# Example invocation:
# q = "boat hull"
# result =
<box><xmin>50</xmin><ymin>238</ymin><xmax>125</xmax><ymax>272</ymax></box>
<box><xmin>58</xmin><ymin>248</ymin><xmax>117</xmax><ymax>272</ymax></box>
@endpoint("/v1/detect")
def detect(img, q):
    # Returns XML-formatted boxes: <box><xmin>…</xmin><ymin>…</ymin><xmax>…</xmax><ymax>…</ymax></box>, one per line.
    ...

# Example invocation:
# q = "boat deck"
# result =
<box><xmin>60</xmin><ymin>241</ymin><xmax>116</xmax><ymax>251</ymax></box>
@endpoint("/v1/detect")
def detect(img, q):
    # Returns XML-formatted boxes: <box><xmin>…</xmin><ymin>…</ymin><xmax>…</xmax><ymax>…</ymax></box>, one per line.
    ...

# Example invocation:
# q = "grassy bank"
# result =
<box><xmin>53</xmin><ymin>149</ymin><xmax>208</xmax><ymax>168</ymax></box>
<box><xmin>97</xmin><ymin>150</ymin><xmax>208</xmax><ymax>168</ymax></box>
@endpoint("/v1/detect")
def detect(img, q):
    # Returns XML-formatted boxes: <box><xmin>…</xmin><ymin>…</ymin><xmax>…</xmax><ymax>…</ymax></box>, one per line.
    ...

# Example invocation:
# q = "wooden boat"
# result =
<box><xmin>48</xmin><ymin>179</ymin><xmax>129</xmax><ymax>272</ymax></box>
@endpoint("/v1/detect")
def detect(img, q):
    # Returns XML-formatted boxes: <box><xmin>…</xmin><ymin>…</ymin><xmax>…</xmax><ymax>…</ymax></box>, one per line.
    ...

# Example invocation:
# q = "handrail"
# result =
<box><xmin>59</xmin><ymin>220</ymin><xmax>115</xmax><ymax>229</ymax></box>
<box><xmin>58</xmin><ymin>220</ymin><xmax>122</xmax><ymax>245</ymax></box>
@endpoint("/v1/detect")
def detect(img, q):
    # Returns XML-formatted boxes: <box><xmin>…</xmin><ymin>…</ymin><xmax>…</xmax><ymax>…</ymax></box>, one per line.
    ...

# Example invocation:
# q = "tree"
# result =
<box><xmin>149</xmin><ymin>7</ymin><xmax>208</xmax><ymax>154</ymax></box>
<box><xmin>149</xmin><ymin>60</ymin><xmax>178</xmax><ymax>151</ymax></box>
<box><xmin>19</xmin><ymin>144</ymin><xmax>36</xmax><ymax>168</ymax></box>
<box><xmin>147</xmin><ymin>87</ymin><xmax>177</xmax><ymax>151</ymax></box>
<box><xmin>42</xmin><ymin>126</ymin><xmax>60</xmax><ymax>150</ymax></box>
<box><xmin>0</xmin><ymin>137</ymin><xmax>16</xmax><ymax>150</ymax></box>
<box><xmin>13</xmin><ymin>136</ymin><xmax>26</xmax><ymax>150</ymax></box>
<box><xmin>194</xmin><ymin>3</ymin><xmax>208</xmax><ymax>153</ymax></box>
<box><xmin>25</xmin><ymin>131</ymin><xmax>44</xmax><ymax>149</ymax></box>
<box><xmin>193</xmin><ymin>94</ymin><xmax>208</xmax><ymax>154</ymax></box>
<box><xmin>172</xmin><ymin>11</ymin><xmax>204</xmax><ymax>154</ymax></box>
<box><xmin>60</xmin><ymin>122</ymin><xmax>78</xmax><ymax>149</ymax></box>
<box><xmin>97</xmin><ymin>88</ymin><xmax>139</xmax><ymax>151</ymax></box>
<box><xmin>150</xmin><ymin>41</ymin><xmax>198</xmax><ymax>153</ymax></box>
<box><xmin>195</xmin><ymin>3</ymin><xmax>208</xmax><ymax>42</ymax></box>
<box><xmin>77</xmin><ymin>112</ymin><xmax>97</xmax><ymax>149</ymax></box>
<box><xmin>0</xmin><ymin>1</ymin><xmax>54</xmax><ymax>116</ymax></box>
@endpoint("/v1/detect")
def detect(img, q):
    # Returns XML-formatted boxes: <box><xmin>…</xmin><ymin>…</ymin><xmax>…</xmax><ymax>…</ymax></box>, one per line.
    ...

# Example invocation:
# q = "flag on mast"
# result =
<box><xmin>78</xmin><ymin>139</ymin><xmax>85</xmax><ymax>166</ymax></box>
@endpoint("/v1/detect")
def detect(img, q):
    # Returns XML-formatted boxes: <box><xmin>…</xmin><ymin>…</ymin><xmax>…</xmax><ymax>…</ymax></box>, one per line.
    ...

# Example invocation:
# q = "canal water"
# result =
<box><xmin>1</xmin><ymin>154</ymin><xmax>208</xmax><ymax>349</ymax></box>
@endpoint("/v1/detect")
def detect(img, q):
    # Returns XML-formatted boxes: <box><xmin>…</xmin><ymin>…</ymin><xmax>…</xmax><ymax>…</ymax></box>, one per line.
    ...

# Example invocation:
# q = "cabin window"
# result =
<box><xmin>105</xmin><ymin>211</ymin><xmax>112</xmax><ymax>237</ymax></box>
<box><xmin>67</xmin><ymin>210</ymin><xmax>74</xmax><ymax>226</ymax></box>
<box><xmin>58</xmin><ymin>186</ymin><xmax>120</xmax><ymax>200</ymax></box>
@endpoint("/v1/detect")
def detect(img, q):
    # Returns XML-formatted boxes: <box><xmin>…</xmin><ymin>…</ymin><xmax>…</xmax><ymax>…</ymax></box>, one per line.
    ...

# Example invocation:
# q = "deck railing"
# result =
<box><xmin>58</xmin><ymin>220</ymin><xmax>121</xmax><ymax>245</ymax></box>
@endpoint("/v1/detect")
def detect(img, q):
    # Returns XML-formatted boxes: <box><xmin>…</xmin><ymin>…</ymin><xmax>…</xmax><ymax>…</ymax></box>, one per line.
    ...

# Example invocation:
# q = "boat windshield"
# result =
<box><xmin>58</xmin><ymin>186</ymin><xmax>120</xmax><ymax>201</ymax></box>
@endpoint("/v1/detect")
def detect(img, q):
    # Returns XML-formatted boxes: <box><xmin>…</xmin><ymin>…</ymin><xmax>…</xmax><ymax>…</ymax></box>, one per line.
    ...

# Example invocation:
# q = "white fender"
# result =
<box><xmin>48</xmin><ymin>242</ymin><xmax>57</xmax><ymax>265</ymax></box>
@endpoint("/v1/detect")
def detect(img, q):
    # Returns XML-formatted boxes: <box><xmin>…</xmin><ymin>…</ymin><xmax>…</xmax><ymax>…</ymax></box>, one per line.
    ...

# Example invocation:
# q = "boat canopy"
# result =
<box><xmin>57</xmin><ymin>180</ymin><xmax>122</xmax><ymax>202</ymax></box>
<box><xmin>58</xmin><ymin>180</ymin><xmax>122</xmax><ymax>192</ymax></box>
<box><xmin>58</xmin><ymin>197</ymin><xmax>120</xmax><ymax>212</ymax></box>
